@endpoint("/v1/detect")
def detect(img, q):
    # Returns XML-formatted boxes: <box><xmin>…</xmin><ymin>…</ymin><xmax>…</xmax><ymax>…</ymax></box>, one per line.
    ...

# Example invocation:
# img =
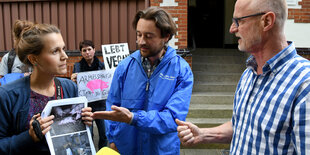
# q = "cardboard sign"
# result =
<box><xmin>102</xmin><ymin>43</ymin><xmax>130</xmax><ymax>70</ymax></box>
<box><xmin>77</xmin><ymin>70</ymin><xmax>114</xmax><ymax>102</ymax></box>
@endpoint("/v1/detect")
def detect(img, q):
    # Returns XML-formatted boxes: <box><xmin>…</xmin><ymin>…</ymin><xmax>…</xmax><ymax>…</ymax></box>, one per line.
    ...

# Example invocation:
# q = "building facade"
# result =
<box><xmin>0</xmin><ymin>0</ymin><xmax>309</xmax><ymax>77</ymax></box>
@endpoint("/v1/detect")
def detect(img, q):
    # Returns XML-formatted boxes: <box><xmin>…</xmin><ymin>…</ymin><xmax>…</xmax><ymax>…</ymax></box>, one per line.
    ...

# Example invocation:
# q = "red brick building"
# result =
<box><xmin>0</xmin><ymin>0</ymin><xmax>309</xmax><ymax>77</ymax></box>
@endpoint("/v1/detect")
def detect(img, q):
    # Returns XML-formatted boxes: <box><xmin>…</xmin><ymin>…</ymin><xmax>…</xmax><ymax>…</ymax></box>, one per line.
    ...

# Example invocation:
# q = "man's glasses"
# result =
<box><xmin>232</xmin><ymin>12</ymin><xmax>266</xmax><ymax>28</ymax></box>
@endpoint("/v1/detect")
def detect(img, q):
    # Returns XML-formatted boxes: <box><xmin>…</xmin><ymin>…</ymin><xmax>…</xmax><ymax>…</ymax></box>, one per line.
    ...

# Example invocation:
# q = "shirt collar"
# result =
<box><xmin>246</xmin><ymin>41</ymin><xmax>296</xmax><ymax>74</ymax></box>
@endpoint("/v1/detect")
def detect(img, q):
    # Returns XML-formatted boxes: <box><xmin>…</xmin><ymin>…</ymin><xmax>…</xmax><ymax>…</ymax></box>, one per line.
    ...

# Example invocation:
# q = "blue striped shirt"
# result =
<box><xmin>231</xmin><ymin>42</ymin><xmax>310</xmax><ymax>155</ymax></box>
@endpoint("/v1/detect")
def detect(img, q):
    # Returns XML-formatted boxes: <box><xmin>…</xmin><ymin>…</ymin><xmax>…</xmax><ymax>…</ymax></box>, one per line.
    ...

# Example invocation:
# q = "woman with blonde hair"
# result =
<box><xmin>0</xmin><ymin>21</ymin><xmax>93</xmax><ymax>154</ymax></box>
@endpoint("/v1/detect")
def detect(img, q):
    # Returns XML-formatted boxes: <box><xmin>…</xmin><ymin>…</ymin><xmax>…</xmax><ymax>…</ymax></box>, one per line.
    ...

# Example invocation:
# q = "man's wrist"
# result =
<box><xmin>128</xmin><ymin>112</ymin><xmax>134</xmax><ymax>124</ymax></box>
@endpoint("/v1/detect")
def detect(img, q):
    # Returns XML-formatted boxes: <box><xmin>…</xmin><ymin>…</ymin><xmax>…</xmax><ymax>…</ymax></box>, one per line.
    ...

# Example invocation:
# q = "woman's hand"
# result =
<box><xmin>29</xmin><ymin>113</ymin><xmax>54</xmax><ymax>142</ymax></box>
<box><xmin>82</xmin><ymin>107</ymin><xmax>93</xmax><ymax>126</ymax></box>
<box><xmin>70</xmin><ymin>73</ymin><xmax>77</xmax><ymax>83</ymax></box>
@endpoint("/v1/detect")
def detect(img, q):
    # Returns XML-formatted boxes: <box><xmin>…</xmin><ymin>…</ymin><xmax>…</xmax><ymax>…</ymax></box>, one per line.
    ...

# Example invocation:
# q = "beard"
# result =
<box><xmin>139</xmin><ymin>44</ymin><xmax>165</xmax><ymax>58</ymax></box>
<box><xmin>238</xmin><ymin>35</ymin><xmax>262</xmax><ymax>53</ymax></box>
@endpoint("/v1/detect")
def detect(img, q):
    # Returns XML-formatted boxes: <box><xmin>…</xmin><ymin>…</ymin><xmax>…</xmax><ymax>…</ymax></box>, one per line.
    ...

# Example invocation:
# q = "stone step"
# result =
<box><xmin>189</xmin><ymin>104</ymin><xmax>233</xmax><ymax>110</ymax></box>
<box><xmin>185</xmin><ymin>118</ymin><xmax>231</xmax><ymax>128</ymax></box>
<box><xmin>190</xmin><ymin>92</ymin><xmax>234</xmax><ymax>105</ymax></box>
<box><xmin>193</xmin><ymin>82</ymin><xmax>237</xmax><ymax>92</ymax></box>
<box><xmin>187</xmin><ymin>104</ymin><xmax>233</xmax><ymax>118</ymax></box>
<box><xmin>193</xmin><ymin>72</ymin><xmax>241</xmax><ymax>83</ymax></box>
<box><xmin>181</xmin><ymin>143</ymin><xmax>231</xmax><ymax>150</ymax></box>
<box><xmin>192</xmin><ymin>55</ymin><xmax>246</xmax><ymax>64</ymax></box>
<box><xmin>193</xmin><ymin>48</ymin><xmax>244</xmax><ymax>56</ymax></box>
<box><xmin>193</xmin><ymin>63</ymin><xmax>245</xmax><ymax>73</ymax></box>
<box><xmin>180</xmin><ymin>149</ymin><xmax>230</xmax><ymax>155</ymax></box>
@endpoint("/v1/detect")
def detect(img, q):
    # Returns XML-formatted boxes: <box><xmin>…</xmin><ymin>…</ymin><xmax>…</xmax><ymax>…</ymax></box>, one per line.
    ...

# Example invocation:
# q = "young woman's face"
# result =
<box><xmin>35</xmin><ymin>33</ymin><xmax>68</xmax><ymax>75</ymax></box>
<box><xmin>81</xmin><ymin>46</ymin><xmax>95</xmax><ymax>62</ymax></box>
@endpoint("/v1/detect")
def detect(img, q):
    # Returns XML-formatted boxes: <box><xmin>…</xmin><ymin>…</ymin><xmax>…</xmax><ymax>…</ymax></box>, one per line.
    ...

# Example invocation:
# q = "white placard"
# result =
<box><xmin>102</xmin><ymin>43</ymin><xmax>130</xmax><ymax>70</ymax></box>
<box><xmin>41</xmin><ymin>96</ymin><xmax>96</xmax><ymax>155</ymax></box>
<box><xmin>77</xmin><ymin>70</ymin><xmax>114</xmax><ymax>102</ymax></box>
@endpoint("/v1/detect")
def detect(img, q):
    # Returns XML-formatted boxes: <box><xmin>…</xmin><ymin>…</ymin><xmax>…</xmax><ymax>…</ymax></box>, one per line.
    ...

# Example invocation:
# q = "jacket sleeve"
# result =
<box><xmin>0</xmin><ymin>53</ymin><xmax>9</xmax><ymax>76</ymax></box>
<box><xmin>72</xmin><ymin>63</ymin><xmax>79</xmax><ymax>73</ymax></box>
<box><xmin>105</xmin><ymin>66</ymin><xmax>123</xmax><ymax>143</ymax></box>
<box><xmin>60</xmin><ymin>78</ymin><xmax>78</xmax><ymax>98</ymax></box>
<box><xmin>0</xmin><ymin>87</ymin><xmax>36</xmax><ymax>154</ymax></box>
<box><xmin>131</xmin><ymin>61</ymin><xmax>193</xmax><ymax>134</ymax></box>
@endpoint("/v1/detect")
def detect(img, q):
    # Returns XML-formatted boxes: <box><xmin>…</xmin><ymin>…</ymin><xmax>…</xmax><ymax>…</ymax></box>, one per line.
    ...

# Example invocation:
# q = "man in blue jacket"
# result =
<box><xmin>92</xmin><ymin>7</ymin><xmax>193</xmax><ymax>155</ymax></box>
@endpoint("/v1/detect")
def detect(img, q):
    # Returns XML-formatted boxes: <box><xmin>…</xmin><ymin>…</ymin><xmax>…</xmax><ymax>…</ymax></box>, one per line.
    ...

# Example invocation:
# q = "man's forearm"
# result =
<box><xmin>200</xmin><ymin>121</ymin><xmax>233</xmax><ymax>144</ymax></box>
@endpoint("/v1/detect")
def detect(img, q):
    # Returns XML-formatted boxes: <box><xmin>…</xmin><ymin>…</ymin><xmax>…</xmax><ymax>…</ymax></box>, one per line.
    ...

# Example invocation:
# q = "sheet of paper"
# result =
<box><xmin>41</xmin><ymin>96</ymin><xmax>96</xmax><ymax>155</ymax></box>
<box><xmin>102</xmin><ymin>43</ymin><xmax>130</xmax><ymax>70</ymax></box>
<box><xmin>77</xmin><ymin>69</ymin><xmax>115</xmax><ymax>102</ymax></box>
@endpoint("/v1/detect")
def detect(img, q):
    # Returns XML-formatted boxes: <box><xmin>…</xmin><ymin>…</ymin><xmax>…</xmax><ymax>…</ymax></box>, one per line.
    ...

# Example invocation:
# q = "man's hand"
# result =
<box><xmin>92</xmin><ymin>105</ymin><xmax>133</xmax><ymax>124</ymax></box>
<box><xmin>175</xmin><ymin>119</ymin><xmax>202</xmax><ymax>146</ymax></box>
<box><xmin>82</xmin><ymin>107</ymin><xmax>93</xmax><ymax>126</ymax></box>
<box><xmin>109</xmin><ymin>143</ymin><xmax>119</xmax><ymax>152</ymax></box>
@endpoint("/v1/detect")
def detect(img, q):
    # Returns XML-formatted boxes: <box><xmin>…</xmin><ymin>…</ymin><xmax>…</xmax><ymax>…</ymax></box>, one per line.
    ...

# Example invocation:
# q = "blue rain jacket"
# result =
<box><xmin>105</xmin><ymin>46</ymin><xmax>193</xmax><ymax>155</ymax></box>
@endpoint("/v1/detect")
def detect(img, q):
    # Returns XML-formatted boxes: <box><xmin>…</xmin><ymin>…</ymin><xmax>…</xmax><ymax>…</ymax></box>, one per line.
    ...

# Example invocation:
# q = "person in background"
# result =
<box><xmin>0</xmin><ymin>20</ymin><xmax>32</xmax><ymax>81</ymax></box>
<box><xmin>71</xmin><ymin>40</ymin><xmax>105</xmax><ymax>82</ymax></box>
<box><xmin>70</xmin><ymin>40</ymin><xmax>107</xmax><ymax>149</ymax></box>
<box><xmin>91</xmin><ymin>7</ymin><xmax>194</xmax><ymax>155</ymax></box>
<box><xmin>0</xmin><ymin>21</ymin><xmax>93</xmax><ymax>154</ymax></box>
<box><xmin>176</xmin><ymin>0</ymin><xmax>310</xmax><ymax>154</ymax></box>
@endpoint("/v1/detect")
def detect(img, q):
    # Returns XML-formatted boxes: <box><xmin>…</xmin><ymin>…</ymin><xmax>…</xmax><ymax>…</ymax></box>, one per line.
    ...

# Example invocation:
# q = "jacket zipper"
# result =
<box><xmin>146</xmin><ymin>81</ymin><xmax>149</xmax><ymax>91</ymax></box>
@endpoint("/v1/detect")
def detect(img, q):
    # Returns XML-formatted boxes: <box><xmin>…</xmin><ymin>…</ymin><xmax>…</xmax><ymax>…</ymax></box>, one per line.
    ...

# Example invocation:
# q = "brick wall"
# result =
<box><xmin>150</xmin><ymin>0</ymin><xmax>188</xmax><ymax>49</ymax></box>
<box><xmin>150</xmin><ymin>0</ymin><xmax>192</xmax><ymax>68</ymax></box>
<box><xmin>288</xmin><ymin>0</ymin><xmax>310</xmax><ymax>23</ymax></box>
<box><xmin>57</xmin><ymin>56</ymin><xmax>104</xmax><ymax>78</ymax></box>
<box><xmin>58</xmin><ymin>0</ymin><xmax>193</xmax><ymax>78</ymax></box>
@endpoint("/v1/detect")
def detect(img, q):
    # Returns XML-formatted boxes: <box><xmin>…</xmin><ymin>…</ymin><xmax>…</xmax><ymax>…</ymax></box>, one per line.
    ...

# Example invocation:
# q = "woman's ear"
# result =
<box><xmin>262</xmin><ymin>12</ymin><xmax>276</xmax><ymax>31</ymax></box>
<box><xmin>27</xmin><ymin>54</ymin><xmax>37</xmax><ymax>66</ymax></box>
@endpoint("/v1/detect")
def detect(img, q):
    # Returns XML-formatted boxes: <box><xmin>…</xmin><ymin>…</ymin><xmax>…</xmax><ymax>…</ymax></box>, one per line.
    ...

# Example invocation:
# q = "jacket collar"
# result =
<box><xmin>130</xmin><ymin>46</ymin><xmax>177</xmax><ymax>65</ymax></box>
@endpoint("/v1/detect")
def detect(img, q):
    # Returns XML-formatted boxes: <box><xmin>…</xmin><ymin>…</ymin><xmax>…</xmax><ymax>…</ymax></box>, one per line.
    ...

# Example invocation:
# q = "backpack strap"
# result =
<box><xmin>7</xmin><ymin>49</ymin><xmax>16</xmax><ymax>74</ymax></box>
<box><xmin>54</xmin><ymin>78</ymin><xmax>63</xmax><ymax>99</ymax></box>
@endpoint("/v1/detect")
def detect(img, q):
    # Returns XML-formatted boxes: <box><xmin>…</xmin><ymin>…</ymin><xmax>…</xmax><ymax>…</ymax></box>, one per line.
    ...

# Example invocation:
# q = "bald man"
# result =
<box><xmin>176</xmin><ymin>0</ymin><xmax>310</xmax><ymax>154</ymax></box>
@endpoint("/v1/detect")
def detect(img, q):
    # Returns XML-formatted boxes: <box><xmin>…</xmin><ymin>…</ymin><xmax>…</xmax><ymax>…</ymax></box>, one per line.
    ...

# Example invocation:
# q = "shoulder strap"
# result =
<box><xmin>7</xmin><ymin>49</ymin><xmax>16</xmax><ymax>74</ymax></box>
<box><xmin>54</xmin><ymin>78</ymin><xmax>63</xmax><ymax>99</ymax></box>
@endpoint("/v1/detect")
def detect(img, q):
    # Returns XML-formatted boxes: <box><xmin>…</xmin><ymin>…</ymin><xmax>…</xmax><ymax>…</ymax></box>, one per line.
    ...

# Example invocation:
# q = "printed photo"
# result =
<box><xmin>41</xmin><ymin>97</ymin><xmax>96</xmax><ymax>155</ymax></box>
<box><xmin>50</xmin><ymin>103</ymin><xmax>86</xmax><ymax>136</ymax></box>
<box><xmin>52</xmin><ymin>132</ymin><xmax>92</xmax><ymax>155</ymax></box>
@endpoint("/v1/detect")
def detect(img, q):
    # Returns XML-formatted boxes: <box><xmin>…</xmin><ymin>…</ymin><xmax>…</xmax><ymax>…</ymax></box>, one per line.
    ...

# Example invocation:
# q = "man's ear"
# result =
<box><xmin>164</xmin><ymin>34</ymin><xmax>171</xmax><ymax>43</ymax></box>
<box><xmin>262</xmin><ymin>12</ymin><xmax>276</xmax><ymax>31</ymax></box>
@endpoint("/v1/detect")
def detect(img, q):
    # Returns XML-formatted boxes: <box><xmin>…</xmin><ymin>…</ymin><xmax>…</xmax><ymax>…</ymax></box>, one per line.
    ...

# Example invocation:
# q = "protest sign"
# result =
<box><xmin>77</xmin><ymin>70</ymin><xmax>114</xmax><ymax>102</ymax></box>
<box><xmin>102</xmin><ymin>43</ymin><xmax>130</xmax><ymax>70</ymax></box>
<box><xmin>41</xmin><ymin>96</ymin><xmax>96</xmax><ymax>155</ymax></box>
